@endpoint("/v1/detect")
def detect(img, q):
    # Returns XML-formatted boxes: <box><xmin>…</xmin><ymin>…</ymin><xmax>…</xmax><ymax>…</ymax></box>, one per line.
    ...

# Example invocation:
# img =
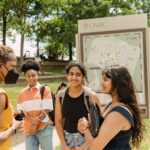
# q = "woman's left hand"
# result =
<box><xmin>78</xmin><ymin>117</ymin><xmax>89</xmax><ymax>134</ymax></box>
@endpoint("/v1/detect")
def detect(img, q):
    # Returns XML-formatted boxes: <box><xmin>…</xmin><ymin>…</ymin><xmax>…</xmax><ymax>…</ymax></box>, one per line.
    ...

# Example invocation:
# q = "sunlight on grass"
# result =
<box><xmin>41</xmin><ymin>67</ymin><xmax>66</xmax><ymax>76</ymax></box>
<box><xmin>133</xmin><ymin>119</ymin><xmax>150</xmax><ymax>150</ymax></box>
<box><xmin>54</xmin><ymin>145</ymin><xmax>60</xmax><ymax>150</ymax></box>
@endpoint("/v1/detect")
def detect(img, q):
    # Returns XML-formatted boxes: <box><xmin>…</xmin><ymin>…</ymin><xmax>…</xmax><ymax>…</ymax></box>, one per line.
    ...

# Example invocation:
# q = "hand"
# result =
<box><xmin>75</xmin><ymin>146</ymin><xmax>87</xmax><ymax>150</ymax></box>
<box><xmin>24</xmin><ymin>112</ymin><xmax>41</xmax><ymax>125</ymax></box>
<box><xmin>62</xmin><ymin>144</ymin><xmax>71</xmax><ymax>150</ymax></box>
<box><xmin>78</xmin><ymin>117</ymin><xmax>89</xmax><ymax>134</ymax></box>
<box><xmin>28</xmin><ymin>124</ymin><xmax>37</xmax><ymax>135</ymax></box>
<box><xmin>12</xmin><ymin>118</ymin><xmax>22</xmax><ymax>131</ymax></box>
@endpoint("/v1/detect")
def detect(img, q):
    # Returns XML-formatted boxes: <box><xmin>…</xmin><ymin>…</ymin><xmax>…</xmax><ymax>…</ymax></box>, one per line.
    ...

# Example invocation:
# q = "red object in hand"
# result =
<box><xmin>71</xmin><ymin>148</ymin><xmax>75</xmax><ymax>150</ymax></box>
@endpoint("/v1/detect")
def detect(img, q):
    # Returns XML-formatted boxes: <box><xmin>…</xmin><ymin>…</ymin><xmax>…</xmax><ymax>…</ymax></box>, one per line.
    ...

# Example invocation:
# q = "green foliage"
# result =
<box><xmin>0</xmin><ymin>0</ymin><xmax>150</xmax><ymax>59</ymax></box>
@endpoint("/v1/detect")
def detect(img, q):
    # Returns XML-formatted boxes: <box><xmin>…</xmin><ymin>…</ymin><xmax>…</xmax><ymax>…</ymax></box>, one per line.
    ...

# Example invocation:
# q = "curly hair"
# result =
<box><xmin>21</xmin><ymin>59</ymin><xmax>40</xmax><ymax>73</ymax></box>
<box><xmin>102</xmin><ymin>65</ymin><xmax>145</xmax><ymax>148</ymax></box>
<box><xmin>0</xmin><ymin>44</ymin><xmax>14</xmax><ymax>64</ymax></box>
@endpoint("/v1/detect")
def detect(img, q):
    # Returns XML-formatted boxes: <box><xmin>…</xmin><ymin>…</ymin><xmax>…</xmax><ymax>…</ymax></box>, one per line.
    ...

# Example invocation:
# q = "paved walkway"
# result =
<box><xmin>12</xmin><ymin>127</ymin><xmax>60</xmax><ymax>150</ymax></box>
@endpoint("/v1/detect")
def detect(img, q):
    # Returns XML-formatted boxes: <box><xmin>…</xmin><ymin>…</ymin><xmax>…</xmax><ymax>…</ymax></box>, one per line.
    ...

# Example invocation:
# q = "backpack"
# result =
<box><xmin>40</xmin><ymin>85</ymin><xmax>55</xmax><ymax>125</ymax></box>
<box><xmin>60</xmin><ymin>87</ymin><xmax>103</xmax><ymax>137</ymax></box>
<box><xmin>59</xmin><ymin>87</ymin><xmax>91</xmax><ymax>114</ymax></box>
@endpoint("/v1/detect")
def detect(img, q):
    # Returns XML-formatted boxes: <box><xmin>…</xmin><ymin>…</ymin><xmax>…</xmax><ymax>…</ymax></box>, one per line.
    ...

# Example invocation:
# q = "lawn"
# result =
<box><xmin>41</xmin><ymin>67</ymin><xmax>66</xmax><ymax>76</ymax></box>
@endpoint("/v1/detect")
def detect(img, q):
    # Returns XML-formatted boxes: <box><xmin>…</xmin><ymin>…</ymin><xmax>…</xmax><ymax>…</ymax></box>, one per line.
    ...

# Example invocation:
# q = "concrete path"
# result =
<box><xmin>12</xmin><ymin>127</ymin><xmax>60</xmax><ymax>150</ymax></box>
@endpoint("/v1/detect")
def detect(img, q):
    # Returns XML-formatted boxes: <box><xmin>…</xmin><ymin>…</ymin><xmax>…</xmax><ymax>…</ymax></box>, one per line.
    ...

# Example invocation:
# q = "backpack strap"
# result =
<box><xmin>59</xmin><ymin>87</ymin><xmax>68</xmax><ymax>105</ymax></box>
<box><xmin>40</xmin><ymin>85</ymin><xmax>45</xmax><ymax>100</ymax></box>
<box><xmin>84</xmin><ymin>87</ymin><xmax>92</xmax><ymax>112</ymax></box>
<box><xmin>59</xmin><ymin>87</ymin><xmax>91</xmax><ymax>112</ymax></box>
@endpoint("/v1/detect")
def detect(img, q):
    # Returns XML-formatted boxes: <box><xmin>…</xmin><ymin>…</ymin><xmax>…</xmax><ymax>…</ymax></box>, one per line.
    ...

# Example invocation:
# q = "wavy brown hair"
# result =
<box><xmin>102</xmin><ymin>65</ymin><xmax>145</xmax><ymax>148</ymax></box>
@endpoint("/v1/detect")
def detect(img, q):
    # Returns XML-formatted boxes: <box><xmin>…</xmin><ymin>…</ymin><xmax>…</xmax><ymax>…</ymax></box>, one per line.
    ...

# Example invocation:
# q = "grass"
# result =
<box><xmin>41</xmin><ymin>67</ymin><xmax>66</xmax><ymax>76</ymax></box>
<box><xmin>54</xmin><ymin>146</ymin><xmax>60</xmax><ymax>150</ymax></box>
<box><xmin>133</xmin><ymin>119</ymin><xmax>150</xmax><ymax>150</ymax></box>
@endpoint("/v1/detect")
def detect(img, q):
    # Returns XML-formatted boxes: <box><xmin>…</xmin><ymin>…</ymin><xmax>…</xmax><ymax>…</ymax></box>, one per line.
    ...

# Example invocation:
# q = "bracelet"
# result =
<box><xmin>11</xmin><ymin>126</ymin><xmax>17</xmax><ymax>135</ymax></box>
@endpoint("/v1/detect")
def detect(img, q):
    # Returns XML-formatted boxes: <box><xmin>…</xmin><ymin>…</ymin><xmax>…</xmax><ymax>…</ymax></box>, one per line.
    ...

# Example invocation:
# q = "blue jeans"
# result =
<box><xmin>24</xmin><ymin>124</ymin><xmax>53</xmax><ymax>150</ymax></box>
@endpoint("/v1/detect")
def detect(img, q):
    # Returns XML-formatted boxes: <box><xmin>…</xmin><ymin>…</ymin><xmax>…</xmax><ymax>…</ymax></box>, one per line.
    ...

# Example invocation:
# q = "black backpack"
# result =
<box><xmin>40</xmin><ymin>85</ymin><xmax>55</xmax><ymax>125</ymax></box>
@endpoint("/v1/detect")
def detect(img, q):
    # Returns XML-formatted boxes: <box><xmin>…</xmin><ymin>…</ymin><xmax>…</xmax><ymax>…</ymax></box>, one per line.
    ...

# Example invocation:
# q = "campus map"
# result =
<box><xmin>83</xmin><ymin>32</ymin><xmax>143</xmax><ymax>92</ymax></box>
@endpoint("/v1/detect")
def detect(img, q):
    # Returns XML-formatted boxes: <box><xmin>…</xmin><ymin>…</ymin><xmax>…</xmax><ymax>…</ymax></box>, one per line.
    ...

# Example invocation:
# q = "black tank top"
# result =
<box><xmin>62</xmin><ymin>88</ymin><xmax>88</xmax><ymax>133</ymax></box>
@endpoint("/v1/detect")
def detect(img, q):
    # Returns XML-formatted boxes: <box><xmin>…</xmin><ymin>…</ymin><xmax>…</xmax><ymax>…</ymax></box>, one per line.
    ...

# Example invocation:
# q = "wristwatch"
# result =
<box><xmin>11</xmin><ymin>126</ymin><xmax>17</xmax><ymax>135</ymax></box>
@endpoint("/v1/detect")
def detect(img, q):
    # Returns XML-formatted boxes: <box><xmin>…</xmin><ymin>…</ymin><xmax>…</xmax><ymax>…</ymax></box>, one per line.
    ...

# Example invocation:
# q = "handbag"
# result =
<box><xmin>89</xmin><ymin>102</ymin><xmax>104</xmax><ymax>137</ymax></box>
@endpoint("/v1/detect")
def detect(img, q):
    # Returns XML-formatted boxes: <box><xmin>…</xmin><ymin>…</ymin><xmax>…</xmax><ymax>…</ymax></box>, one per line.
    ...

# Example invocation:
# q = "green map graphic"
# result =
<box><xmin>84</xmin><ymin>32</ymin><xmax>143</xmax><ymax>92</ymax></box>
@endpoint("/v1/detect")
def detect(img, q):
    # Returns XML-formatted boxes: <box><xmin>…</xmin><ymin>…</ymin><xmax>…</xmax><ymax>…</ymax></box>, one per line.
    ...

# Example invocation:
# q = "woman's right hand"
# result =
<box><xmin>24</xmin><ymin>112</ymin><xmax>41</xmax><ymax>125</ymax></box>
<box><xmin>78</xmin><ymin>117</ymin><xmax>89</xmax><ymax>134</ymax></box>
<box><xmin>12</xmin><ymin>118</ymin><xmax>22</xmax><ymax>130</ymax></box>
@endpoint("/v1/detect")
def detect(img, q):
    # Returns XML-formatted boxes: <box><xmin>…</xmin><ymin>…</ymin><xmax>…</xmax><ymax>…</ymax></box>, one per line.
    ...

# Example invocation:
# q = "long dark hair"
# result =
<box><xmin>102</xmin><ymin>65</ymin><xmax>145</xmax><ymax>148</ymax></box>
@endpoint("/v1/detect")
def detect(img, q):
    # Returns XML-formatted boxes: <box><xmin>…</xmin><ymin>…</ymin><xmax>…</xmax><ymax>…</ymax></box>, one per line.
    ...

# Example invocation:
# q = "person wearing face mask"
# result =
<box><xmin>0</xmin><ymin>44</ymin><xmax>22</xmax><ymax>150</ymax></box>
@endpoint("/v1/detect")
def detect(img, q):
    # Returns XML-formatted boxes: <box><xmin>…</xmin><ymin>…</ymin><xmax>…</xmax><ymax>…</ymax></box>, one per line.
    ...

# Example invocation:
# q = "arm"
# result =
<box><xmin>0</xmin><ymin>94</ymin><xmax>22</xmax><ymax>144</ymax></box>
<box><xmin>55</xmin><ymin>92</ymin><xmax>70</xmax><ymax>150</ymax></box>
<box><xmin>90</xmin><ymin>92</ymin><xmax>101</xmax><ymax>111</ymax></box>
<box><xmin>80</xmin><ymin>111</ymin><xmax>131</xmax><ymax>150</ymax></box>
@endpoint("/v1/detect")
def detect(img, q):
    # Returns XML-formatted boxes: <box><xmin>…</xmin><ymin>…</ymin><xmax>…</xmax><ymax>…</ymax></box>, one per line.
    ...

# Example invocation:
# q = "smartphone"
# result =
<box><xmin>14</xmin><ymin>110</ymin><xmax>25</xmax><ymax>121</ymax></box>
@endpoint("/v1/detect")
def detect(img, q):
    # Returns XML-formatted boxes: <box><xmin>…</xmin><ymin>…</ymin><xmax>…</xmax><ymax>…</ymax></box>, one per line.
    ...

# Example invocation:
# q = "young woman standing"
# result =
<box><xmin>0</xmin><ymin>44</ymin><xmax>22</xmax><ymax>150</ymax></box>
<box><xmin>55</xmin><ymin>61</ymin><xmax>101</xmax><ymax>150</ymax></box>
<box><xmin>78</xmin><ymin>66</ymin><xmax>145</xmax><ymax>150</ymax></box>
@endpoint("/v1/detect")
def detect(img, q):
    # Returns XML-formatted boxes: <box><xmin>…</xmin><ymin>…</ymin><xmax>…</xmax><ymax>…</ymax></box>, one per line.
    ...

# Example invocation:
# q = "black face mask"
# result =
<box><xmin>0</xmin><ymin>65</ymin><xmax>19</xmax><ymax>84</ymax></box>
<box><xmin>5</xmin><ymin>69</ymin><xmax>19</xmax><ymax>84</ymax></box>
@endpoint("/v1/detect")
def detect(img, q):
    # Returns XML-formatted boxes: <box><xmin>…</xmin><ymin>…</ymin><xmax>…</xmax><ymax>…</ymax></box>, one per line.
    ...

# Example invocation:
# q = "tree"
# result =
<box><xmin>0</xmin><ymin>0</ymin><xmax>14</xmax><ymax>45</ymax></box>
<box><xmin>11</xmin><ymin>0</ymin><xmax>34</xmax><ymax>67</ymax></box>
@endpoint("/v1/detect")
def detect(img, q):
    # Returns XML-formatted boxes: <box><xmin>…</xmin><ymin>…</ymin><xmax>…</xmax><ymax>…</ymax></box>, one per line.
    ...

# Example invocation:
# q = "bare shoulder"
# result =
<box><xmin>105</xmin><ymin>108</ymin><xmax>132</xmax><ymax>129</ymax></box>
<box><xmin>105</xmin><ymin>111</ymin><xmax>127</xmax><ymax>126</ymax></box>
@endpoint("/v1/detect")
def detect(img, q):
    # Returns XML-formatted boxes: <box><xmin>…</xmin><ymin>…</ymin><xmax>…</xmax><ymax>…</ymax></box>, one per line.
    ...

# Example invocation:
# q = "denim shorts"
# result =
<box><xmin>60</xmin><ymin>130</ymin><xmax>88</xmax><ymax>149</ymax></box>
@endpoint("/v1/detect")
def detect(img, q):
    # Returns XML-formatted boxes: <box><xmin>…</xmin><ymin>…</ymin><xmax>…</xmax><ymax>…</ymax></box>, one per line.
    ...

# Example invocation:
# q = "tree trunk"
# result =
<box><xmin>2</xmin><ymin>10</ymin><xmax>7</xmax><ymax>45</ymax></box>
<box><xmin>69</xmin><ymin>43</ymin><xmax>72</xmax><ymax>61</ymax></box>
<box><xmin>62</xmin><ymin>53</ymin><xmax>64</xmax><ymax>60</ymax></box>
<box><xmin>20</xmin><ymin>14</ymin><xmax>26</xmax><ymax>68</ymax></box>
<box><xmin>37</xmin><ymin>36</ymin><xmax>39</xmax><ymax>56</ymax></box>
<box><xmin>20</xmin><ymin>33</ymin><xmax>24</xmax><ymax>68</ymax></box>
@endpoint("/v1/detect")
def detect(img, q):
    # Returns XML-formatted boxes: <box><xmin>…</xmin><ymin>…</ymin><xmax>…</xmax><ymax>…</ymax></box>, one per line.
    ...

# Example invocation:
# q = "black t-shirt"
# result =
<box><xmin>62</xmin><ymin>89</ymin><xmax>88</xmax><ymax>133</ymax></box>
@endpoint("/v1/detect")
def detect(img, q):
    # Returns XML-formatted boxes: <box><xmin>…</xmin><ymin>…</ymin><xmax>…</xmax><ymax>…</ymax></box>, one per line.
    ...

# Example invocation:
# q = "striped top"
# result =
<box><xmin>17</xmin><ymin>82</ymin><xmax>53</xmax><ymax>135</ymax></box>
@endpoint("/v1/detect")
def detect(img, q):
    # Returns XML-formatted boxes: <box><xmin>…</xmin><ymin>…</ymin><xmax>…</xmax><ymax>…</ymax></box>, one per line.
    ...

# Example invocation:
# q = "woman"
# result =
<box><xmin>0</xmin><ymin>44</ymin><xmax>22</xmax><ymax>150</ymax></box>
<box><xmin>78</xmin><ymin>65</ymin><xmax>145</xmax><ymax>150</ymax></box>
<box><xmin>55</xmin><ymin>61</ymin><xmax>101</xmax><ymax>150</ymax></box>
<box><xmin>17</xmin><ymin>59</ymin><xmax>53</xmax><ymax>150</ymax></box>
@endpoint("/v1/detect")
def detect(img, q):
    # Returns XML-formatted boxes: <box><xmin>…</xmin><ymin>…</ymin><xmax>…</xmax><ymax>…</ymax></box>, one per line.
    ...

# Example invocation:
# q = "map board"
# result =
<box><xmin>83</xmin><ymin>31</ymin><xmax>143</xmax><ymax>92</ymax></box>
<box><xmin>77</xmin><ymin>14</ymin><xmax>149</xmax><ymax>117</ymax></box>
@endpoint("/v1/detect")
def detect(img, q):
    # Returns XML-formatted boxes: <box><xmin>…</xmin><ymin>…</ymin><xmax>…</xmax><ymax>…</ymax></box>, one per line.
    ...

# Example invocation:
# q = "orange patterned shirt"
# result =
<box><xmin>17</xmin><ymin>83</ymin><xmax>53</xmax><ymax>135</ymax></box>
